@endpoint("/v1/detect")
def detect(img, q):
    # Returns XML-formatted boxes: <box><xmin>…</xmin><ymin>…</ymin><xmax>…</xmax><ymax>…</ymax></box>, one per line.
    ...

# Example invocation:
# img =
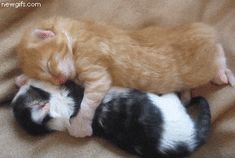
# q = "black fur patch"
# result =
<box><xmin>92</xmin><ymin>89</ymin><xmax>164</xmax><ymax>158</ymax></box>
<box><xmin>64</xmin><ymin>81</ymin><xmax>84</xmax><ymax>118</ymax></box>
<box><xmin>189</xmin><ymin>96</ymin><xmax>211</xmax><ymax>149</ymax></box>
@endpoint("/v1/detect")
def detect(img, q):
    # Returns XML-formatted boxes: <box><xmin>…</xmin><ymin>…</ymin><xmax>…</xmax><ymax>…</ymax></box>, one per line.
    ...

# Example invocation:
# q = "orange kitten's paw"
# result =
<box><xmin>15</xmin><ymin>74</ymin><xmax>29</xmax><ymax>87</ymax></box>
<box><xmin>68</xmin><ymin>114</ymin><xmax>93</xmax><ymax>138</ymax></box>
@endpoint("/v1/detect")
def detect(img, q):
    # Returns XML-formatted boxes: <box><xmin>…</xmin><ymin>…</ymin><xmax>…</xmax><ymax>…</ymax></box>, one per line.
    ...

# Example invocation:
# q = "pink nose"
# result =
<box><xmin>57</xmin><ymin>75</ymin><xmax>67</xmax><ymax>84</ymax></box>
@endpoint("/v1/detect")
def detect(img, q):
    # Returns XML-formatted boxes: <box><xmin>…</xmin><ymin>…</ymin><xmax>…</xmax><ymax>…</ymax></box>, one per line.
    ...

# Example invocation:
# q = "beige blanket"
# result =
<box><xmin>0</xmin><ymin>0</ymin><xmax>235</xmax><ymax>157</ymax></box>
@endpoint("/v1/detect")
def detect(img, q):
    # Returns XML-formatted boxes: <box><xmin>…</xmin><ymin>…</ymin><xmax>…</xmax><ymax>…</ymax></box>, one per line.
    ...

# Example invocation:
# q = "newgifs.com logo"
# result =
<box><xmin>1</xmin><ymin>1</ymin><xmax>42</xmax><ymax>8</ymax></box>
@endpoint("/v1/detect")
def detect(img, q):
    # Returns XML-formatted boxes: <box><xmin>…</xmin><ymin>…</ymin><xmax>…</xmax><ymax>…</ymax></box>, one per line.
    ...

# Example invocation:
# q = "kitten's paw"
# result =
<box><xmin>47</xmin><ymin>117</ymin><xmax>69</xmax><ymax>132</ymax></box>
<box><xmin>68</xmin><ymin>114</ymin><xmax>93</xmax><ymax>138</ymax></box>
<box><xmin>15</xmin><ymin>74</ymin><xmax>29</xmax><ymax>87</ymax></box>
<box><xmin>212</xmin><ymin>68</ymin><xmax>235</xmax><ymax>86</ymax></box>
<box><xmin>212</xmin><ymin>69</ymin><xmax>228</xmax><ymax>85</ymax></box>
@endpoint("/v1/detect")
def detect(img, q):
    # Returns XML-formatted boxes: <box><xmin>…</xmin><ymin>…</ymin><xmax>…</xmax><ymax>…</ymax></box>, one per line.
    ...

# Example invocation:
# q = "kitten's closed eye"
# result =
<box><xmin>36</xmin><ymin>66</ymin><xmax>59</xmax><ymax>85</ymax></box>
<box><xmin>47</xmin><ymin>61</ymin><xmax>53</xmax><ymax>75</ymax></box>
<box><xmin>46</xmin><ymin>60</ymin><xmax>68</xmax><ymax>85</ymax></box>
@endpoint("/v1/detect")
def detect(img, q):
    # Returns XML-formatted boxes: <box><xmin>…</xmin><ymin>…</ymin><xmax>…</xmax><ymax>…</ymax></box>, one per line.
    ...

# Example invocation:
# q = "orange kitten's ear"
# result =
<box><xmin>33</xmin><ymin>29</ymin><xmax>55</xmax><ymax>39</ymax></box>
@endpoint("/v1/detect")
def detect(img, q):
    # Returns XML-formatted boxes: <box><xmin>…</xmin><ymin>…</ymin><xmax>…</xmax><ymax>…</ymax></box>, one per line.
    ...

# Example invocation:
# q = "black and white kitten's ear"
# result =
<box><xmin>15</xmin><ymin>74</ymin><xmax>29</xmax><ymax>87</ymax></box>
<box><xmin>31</xmin><ymin>103</ymin><xmax>50</xmax><ymax>124</ymax></box>
<box><xmin>33</xmin><ymin>29</ymin><xmax>55</xmax><ymax>39</ymax></box>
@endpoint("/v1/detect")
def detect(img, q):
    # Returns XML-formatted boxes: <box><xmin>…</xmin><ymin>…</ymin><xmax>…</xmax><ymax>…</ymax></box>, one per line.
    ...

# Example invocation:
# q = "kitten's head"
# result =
<box><xmin>12</xmin><ymin>75</ymin><xmax>84</xmax><ymax>135</ymax></box>
<box><xmin>17</xmin><ymin>17</ymin><xmax>76</xmax><ymax>85</ymax></box>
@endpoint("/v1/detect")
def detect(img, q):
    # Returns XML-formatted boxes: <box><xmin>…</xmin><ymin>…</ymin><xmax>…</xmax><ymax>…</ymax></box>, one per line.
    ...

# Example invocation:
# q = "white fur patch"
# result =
<box><xmin>26</xmin><ymin>79</ymin><xmax>75</xmax><ymax>119</ymax></box>
<box><xmin>40</xmin><ymin>59</ymin><xmax>50</xmax><ymax>74</ymax></box>
<box><xmin>99</xmin><ymin>42</ymin><xmax>110</xmax><ymax>54</ymax></box>
<box><xmin>49</xmin><ymin>88</ymin><xmax>75</xmax><ymax>119</ymax></box>
<box><xmin>57</xmin><ymin>31</ymin><xmax>75</xmax><ymax>77</ymax></box>
<box><xmin>63</xmin><ymin>31</ymin><xmax>73</xmax><ymax>52</ymax></box>
<box><xmin>147</xmin><ymin>93</ymin><xmax>196</xmax><ymax>152</ymax></box>
<box><xmin>54</xmin><ymin>53</ymin><xmax>76</xmax><ymax>78</ymax></box>
<box><xmin>31</xmin><ymin>107</ymin><xmax>48</xmax><ymax>123</ymax></box>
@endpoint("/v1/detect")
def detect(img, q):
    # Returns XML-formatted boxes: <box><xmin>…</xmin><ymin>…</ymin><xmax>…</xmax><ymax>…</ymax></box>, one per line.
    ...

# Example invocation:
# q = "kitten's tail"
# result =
<box><xmin>187</xmin><ymin>96</ymin><xmax>211</xmax><ymax>148</ymax></box>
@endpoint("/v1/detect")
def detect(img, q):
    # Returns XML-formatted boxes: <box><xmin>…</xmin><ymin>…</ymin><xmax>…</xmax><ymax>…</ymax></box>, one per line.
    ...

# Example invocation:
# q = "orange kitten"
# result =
<box><xmin>17</xmin><ymin>17</ymin><xmax>234</xmax><ymax>137</ymax></box>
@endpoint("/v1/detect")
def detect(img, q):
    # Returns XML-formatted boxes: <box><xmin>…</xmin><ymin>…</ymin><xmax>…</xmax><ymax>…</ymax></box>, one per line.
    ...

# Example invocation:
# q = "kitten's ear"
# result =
<box><xmin>33</xmin><ymin>29</ymin><xmax>55</xmax><ymax>39</ymax></box>
<box><xmin>15</xmin><ymin>74</ymin><xmax>29</xmax><ymax>87</ymax></box>
<box><xmin>42</xmin><ymin>103</ymin><xmax>50</xmax><ymax>112</ymax></box>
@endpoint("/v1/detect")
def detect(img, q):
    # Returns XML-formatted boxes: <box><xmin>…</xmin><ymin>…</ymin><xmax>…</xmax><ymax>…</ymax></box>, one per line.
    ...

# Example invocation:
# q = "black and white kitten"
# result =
<box><xmin>12</xmin><ymin>78</ymin><xmax>211</xmax><ymax>158</ymax></box>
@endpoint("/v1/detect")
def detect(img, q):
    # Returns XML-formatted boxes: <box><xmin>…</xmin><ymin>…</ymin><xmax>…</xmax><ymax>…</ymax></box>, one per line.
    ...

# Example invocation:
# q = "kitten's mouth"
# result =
<box><xmin>56</xmin><ymin>75</ymin><xmax>68</xmax><ymax>84</ymax></box>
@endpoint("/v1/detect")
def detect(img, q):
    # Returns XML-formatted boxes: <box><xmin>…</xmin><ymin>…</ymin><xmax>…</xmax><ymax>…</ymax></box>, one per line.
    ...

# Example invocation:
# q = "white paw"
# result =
<box><xmin>68</xmin><ymin>114</ymin><xmax>93</xmax><ymax>138</ymax></box>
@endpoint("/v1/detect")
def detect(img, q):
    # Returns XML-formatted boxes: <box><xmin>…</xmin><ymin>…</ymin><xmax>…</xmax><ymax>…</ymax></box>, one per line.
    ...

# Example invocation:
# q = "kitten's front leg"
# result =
<box><xmin>68</xmin><ymin>66</ymin><xmax>111</xmax><ymax>137</ymax></box>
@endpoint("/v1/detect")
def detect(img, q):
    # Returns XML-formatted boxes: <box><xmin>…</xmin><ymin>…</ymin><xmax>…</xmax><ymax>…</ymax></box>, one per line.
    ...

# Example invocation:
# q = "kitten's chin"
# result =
<box><xmin>47</xmin><ymin>117</ymin><xmax>70</xmax><ymax>132</ymax></box>
<box><xmin>47</xmin><ymin>75</ymin><xmax>69</xmax><ymax>85</ymax></box>
<box><xmin>45</xmin><ymin>76</ymin><xmax>62</xmax><ymax>85</ymax></box>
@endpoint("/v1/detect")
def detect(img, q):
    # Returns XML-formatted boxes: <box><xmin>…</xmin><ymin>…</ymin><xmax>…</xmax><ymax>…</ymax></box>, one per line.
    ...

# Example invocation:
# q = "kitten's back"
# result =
<box><xmin>93</xmin><ymin>90</ymin><xmax>211</xmax><ymax>158</ymax></box>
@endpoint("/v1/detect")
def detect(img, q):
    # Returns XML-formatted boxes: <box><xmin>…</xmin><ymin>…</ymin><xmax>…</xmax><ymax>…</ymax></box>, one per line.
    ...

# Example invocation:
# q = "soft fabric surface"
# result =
<box><xmin>0</xmin><ymin>0</ymin><xmax>235</xmax><ymax>157</ymax></box>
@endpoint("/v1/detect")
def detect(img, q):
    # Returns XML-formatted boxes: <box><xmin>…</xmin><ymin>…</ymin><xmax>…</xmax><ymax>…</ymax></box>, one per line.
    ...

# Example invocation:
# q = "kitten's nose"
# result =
<box><xmin>57</xmin><ymin>75</ymin><xmax>68</xmax><ymax>84</ymax></box>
